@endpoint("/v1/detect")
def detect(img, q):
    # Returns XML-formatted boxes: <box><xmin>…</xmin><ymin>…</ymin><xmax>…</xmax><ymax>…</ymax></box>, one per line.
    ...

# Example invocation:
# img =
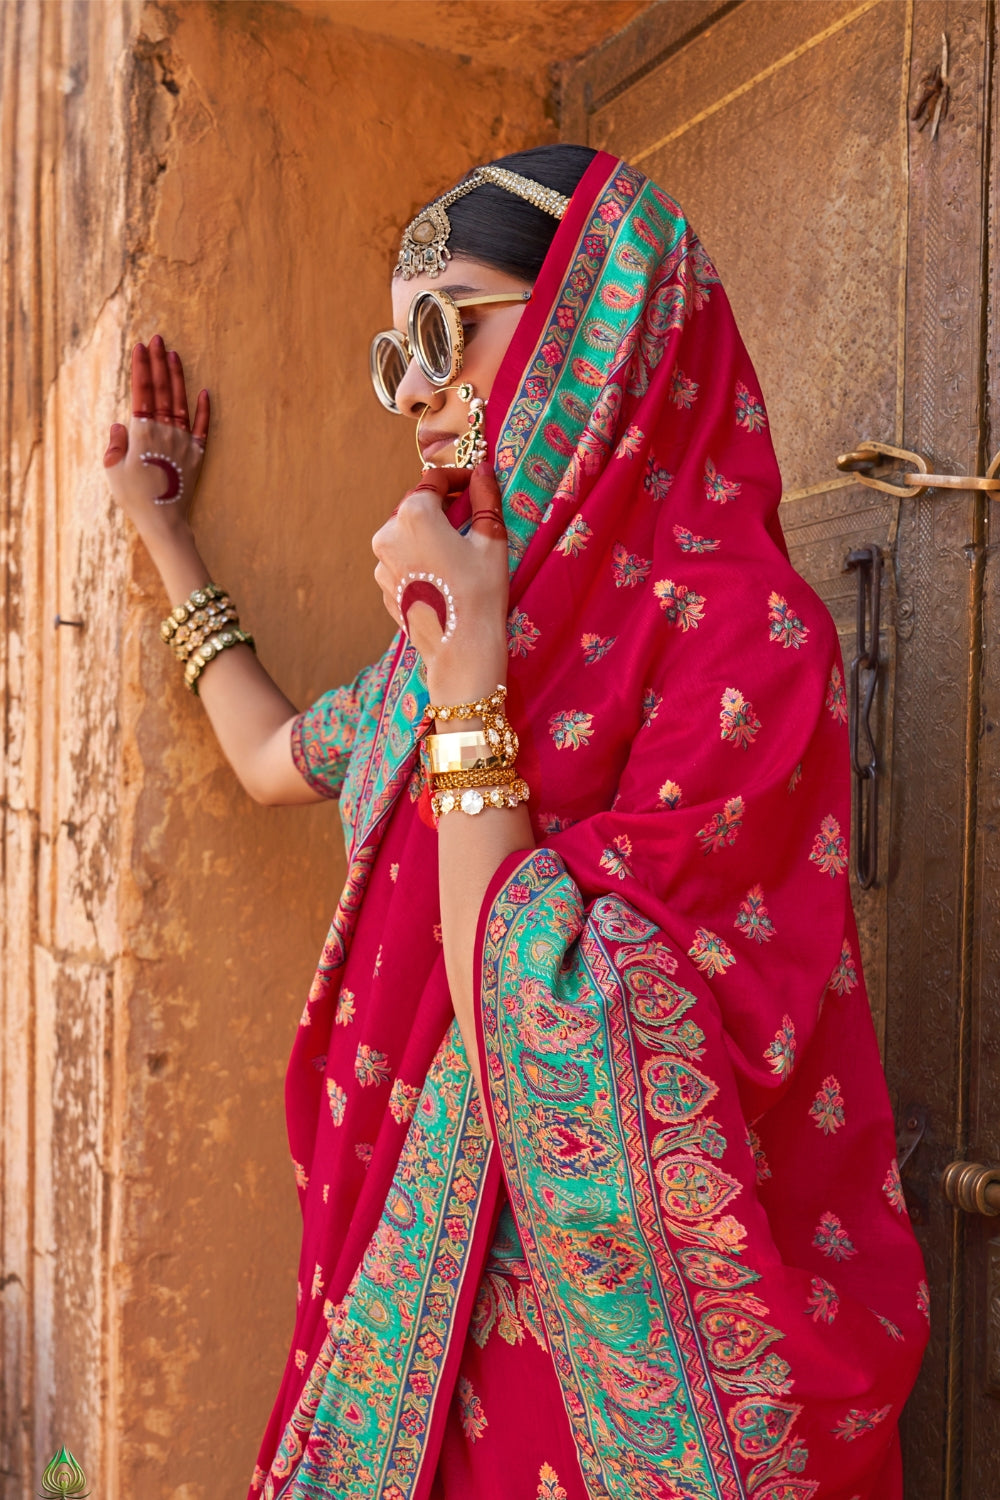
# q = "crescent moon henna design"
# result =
<box><xmin>140</xmin><ymin>452</ymin><xmax>184</xmax><ymax>505</ymax></box>
<box><xmin>396</xmin><ymin>572</ymin><xmax>457</xmax><ymax>644</ymax></box>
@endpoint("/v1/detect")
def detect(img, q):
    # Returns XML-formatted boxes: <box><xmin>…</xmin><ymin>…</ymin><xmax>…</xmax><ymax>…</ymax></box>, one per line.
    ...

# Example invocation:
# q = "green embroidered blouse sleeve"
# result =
<box><xmin>290</xmin><ymin>662</ymin><xmax>381</xmax><ymax>801</ymax></box>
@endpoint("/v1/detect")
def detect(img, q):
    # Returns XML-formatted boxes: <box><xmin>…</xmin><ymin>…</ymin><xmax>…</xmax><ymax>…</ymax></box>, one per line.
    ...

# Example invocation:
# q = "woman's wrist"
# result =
<box><xmin>425</xmin><ymin>647</ymin><xmax>507</xmax><ymax>713</ymax></box>
<box><xmin>138</xmin><ymin>517</ymin><xmax>213</xmax><ymax>606</ymax></box>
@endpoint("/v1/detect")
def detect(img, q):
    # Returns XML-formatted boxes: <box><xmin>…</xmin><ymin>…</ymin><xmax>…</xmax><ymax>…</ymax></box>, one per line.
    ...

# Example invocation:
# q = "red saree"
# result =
<box><xmin>251</xmin><ymin>152</ymin><xmax>927</xmax><ymax>1500</ymax></box>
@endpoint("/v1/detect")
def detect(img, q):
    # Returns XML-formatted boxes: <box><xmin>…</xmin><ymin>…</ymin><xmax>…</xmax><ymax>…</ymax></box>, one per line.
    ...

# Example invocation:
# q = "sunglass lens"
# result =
<box><xmin>374</xmin><ymin>337</ymin><xmax>408</xmax><ymax>407</ymax></box>
<box><xmin>411</xmin><ymin>295</ymin><xmax>453</xmax><ymax>384</ymax></box>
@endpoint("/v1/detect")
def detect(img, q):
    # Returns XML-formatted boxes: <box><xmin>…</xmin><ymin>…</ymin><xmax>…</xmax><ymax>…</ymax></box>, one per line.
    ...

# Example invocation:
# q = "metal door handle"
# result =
<box><xmin>836</xmin><ymin>439</ymin><xmax>1000</xmax><ymax>497</ymax></box>
<box><xmin>941</xmin><ymin>1160</ymin><xmax>1000</xmax><ymax>1216</ymax></box>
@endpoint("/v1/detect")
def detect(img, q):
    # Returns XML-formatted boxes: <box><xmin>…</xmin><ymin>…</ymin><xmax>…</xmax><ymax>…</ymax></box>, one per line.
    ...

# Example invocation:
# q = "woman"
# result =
<box><xmin>104</xmin><ymin>145</ymin><xmax>928</xmax><ymax>1500</ymax></box>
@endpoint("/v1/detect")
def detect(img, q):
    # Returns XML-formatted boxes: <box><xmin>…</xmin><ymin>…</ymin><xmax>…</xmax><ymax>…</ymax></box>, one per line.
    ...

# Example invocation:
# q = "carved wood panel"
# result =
<box><xmin>562</xmin><ymin>2</ymin><xmax>995</xmax><ymax>1493</ymax></box>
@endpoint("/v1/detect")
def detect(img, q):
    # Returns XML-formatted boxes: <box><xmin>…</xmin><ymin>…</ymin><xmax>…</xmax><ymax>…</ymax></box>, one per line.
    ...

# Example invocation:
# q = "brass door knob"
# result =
<box><xmin>941</xmin><ymin>1160</ymin><xmax>1000</xmax><ymax>1216</ymax></box>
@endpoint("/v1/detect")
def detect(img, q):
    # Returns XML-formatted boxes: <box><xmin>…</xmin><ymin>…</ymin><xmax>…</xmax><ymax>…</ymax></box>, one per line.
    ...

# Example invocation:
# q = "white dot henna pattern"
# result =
<box><xmin>141</xmin><ymin>452</ymin><xmax>184</xmax><ymax>505</ymax></box>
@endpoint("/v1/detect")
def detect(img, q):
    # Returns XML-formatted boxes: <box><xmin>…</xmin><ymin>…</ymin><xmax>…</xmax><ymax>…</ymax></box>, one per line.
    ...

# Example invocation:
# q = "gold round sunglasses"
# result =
<box><xmin>370</xmin><ymin>288</ymin><xmax>532</xmax><ymax>413</ymax></box>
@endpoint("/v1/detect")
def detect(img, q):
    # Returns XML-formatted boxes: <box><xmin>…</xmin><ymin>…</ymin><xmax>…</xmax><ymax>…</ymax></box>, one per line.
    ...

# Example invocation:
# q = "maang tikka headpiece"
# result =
<box><xmin>395</xmin><ymin>166</ymin><xmax>571</xmax><ymax>281</ymax></box>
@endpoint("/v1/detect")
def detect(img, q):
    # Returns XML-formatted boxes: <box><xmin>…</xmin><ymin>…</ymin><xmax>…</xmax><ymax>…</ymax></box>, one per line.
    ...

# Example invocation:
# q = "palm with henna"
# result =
<box><xmin>103</xmin><ymin>335</ymin><xmax>320</xmax><ymax>806</ymax></box>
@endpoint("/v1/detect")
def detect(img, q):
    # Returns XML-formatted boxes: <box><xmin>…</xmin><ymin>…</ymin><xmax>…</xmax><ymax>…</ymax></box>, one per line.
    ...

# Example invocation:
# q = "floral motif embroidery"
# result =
<box><xmin>787</xmin><ymin>762</ymin><xmax>802</xmax><ymax>793</ymax></box>
<box><xmin>748</xmin><ymin>1126</ymin><xmax>771</xmax><ymax>1182</ymax></box>
<box><xmin>310</xmin><ymin>1262</ymin><xmax>325</xmax><ymax>1299</ymax></box>
<box><xmin>326</xmin><ymin>1080</ymin><xmax>347</xmax><ymax>1126</ymax></box>
<box><xmin>673</xmin><ymin>524</ymin><xmax>720</xmax><ymax>553</ymax></box>
<box><xmin>615</xmin><ymin>423</ymin><xmax>645</xmax><ymax>460</ymax></box>
<box><xmin>611</xmin><ymin>541</ymin><xmax>652</xmax><ymax>586</ymax></box>
<box><xmin>335</xmin><ymin>988</ymin><xmax>356</xmax><ymax>1026</ymax></box>
<box><xmin>581</xmin><ymin>632</ymin><xmax>617</xmax><ymax>664</ymax></box>
<box><xmin>876</xmin><ymin>1313</ymin><xmax>904</xmax><ymax>1341</ymax></box>
<box><xmin>810</xmin><ymin>815</ymin><xmax>847</xmax><ymax>877</ymax></box>
<box><xmin>644</xmin><ymin>457</ymin><xmax>674</xmax><ymax>500</ymax></box>
<box><xmin>826</xmin><ymin>663</ymin><xmax>848</xmax><ymax>723</ymax></box>
<box><xmin>642</xmin><ymin>688</ymin><xmax>662</xmax><ymax>726</ymax></box>
<box><xmin>832</xmin><ymin>1405</ymin><xmax>892</xmax><ymax>1442</ymax></box>
<box><xmin>883</xmin><ymin>1159</ymin><xmax>906</xmax><ymax>1214</ymax></box>
<box><xmin>829</xmin><ymin>939</ymin><xmax>858</xmax><ymax>993</ymax></box>
<box><xmin>293</xmin><ymin>1160</ymin><xmax>308</xmax><ymax>1190</ymax></box>
<box><xmin>507</xmin><ymin>608</ymin><xmax>540</xmax><ymax>656</ymax></box>
<box><xmin>536</xmin><ymin>1463</ymin><xmax>568</xmax><ymax>1500</ymax></box>
<box><xmin>734</xmin><ymin>885</ymin><xmax>775</xmax><ymax>943</ymax></box>
<box><xmin>549</xmin><ymin>710</ymin><xmax>595</xmax><ymax>750</ymax></box>
<box><xmin>654</xmin><ymin>578</ymin><xmax>706</xmax><ymax>630</ymax></box>
<box><xmin>805</xmin><ymin>1276</ymin><xmax>840</xmax><ymax>1324</ymax></box>
<box><xmin>688</xmin><ymin>927</ymin><xmax>736</xmax><ymax>976</ymax></box>
<box><xmin>809</xmin><ymin>1076</ymin><xmax>845</xmax><ymax>1134</ymax></box>
<box><xmin>389</xmin><ymin>863</ymin><xmax>399</xmax><ymax>883</ymax></box>
<box><xmin>600</xmin><ymin>835</ymin><xmax>634</xmax><ymax>881</ymax></box>
<box><xmin>697</xmin><ymin>795</ymin><xmax>745</xmax><ymax>852</ymax></box>
<box><xmin>355</xmin><ymin>1142</ymin><xmax>372</xmax><ymax>1166</ymax></box>
<box><xmin>764</xmin><ymin>1014</ymin><xmax>796</xmax><ymax>1078</ymax></box>
<box><xmin>767</xmin><ymin>591</ymin><xmax>809</xmax><ymax>649</ymax></box>
<box><xmin>917</xmin><ymin>1280</ymin><xmax>931</xmax><ymax>1323</ymax></box>
<box><xmin>556</xmin><ymin>514</ymin><xmax>592</xmax><ymax>557</ymax></box>
<box><xmin>704</xmin><ymin>457</ymin><xmax>742</xmax><ymax>504</ymax></box>
<box><xmin>813</xmin><ymin>1211</ymin><xmax>857</xmax><ymax>1261</ymax></box>
<box><xmin>388</xmin><ymin>1079</ymin><xmax>421</xmax><ymax>1125</ymax></box>
<box><xmin>659</xmin><ymin>779</ymin><xmax>683</xmax><ymax>808</ymax></box>
<box><xmin>719</xmin><ymin>687</ymin><xmax>761</xmax><ymax>749</ymax></box>
<box><xmin>355</xmin><ymin>1043</ymin><xmax>391</xmax><ymax>1087</ymax></box>
<box><xmin>457</xmin><ymin>1376</ymin><xmax>487</xmax><ymax>1441</ymax></box>
<box><xmin>671</xmin><ymin>369</ymin><xmax>699</xmax><ymax>408</ymax></box>
<box><xmin>735</xmin><ymin>380</ymin><xmax>767</xmax><ymax>432</ymax></box>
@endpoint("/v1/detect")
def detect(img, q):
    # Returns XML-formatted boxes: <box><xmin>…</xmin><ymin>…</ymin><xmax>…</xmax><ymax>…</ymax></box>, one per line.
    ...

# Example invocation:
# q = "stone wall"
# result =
<box><xmin>0</xmin><ymin>1</ymin><xmax>648</xmax><ymax>1493</ymax></box>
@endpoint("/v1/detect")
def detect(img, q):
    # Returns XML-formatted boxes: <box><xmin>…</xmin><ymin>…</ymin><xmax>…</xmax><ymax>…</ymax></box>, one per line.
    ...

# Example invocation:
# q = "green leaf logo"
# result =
<box><xmin>38</xmin><ymin>1448</ymin><xmax>89</xmax><ymax>1498</ymax></box>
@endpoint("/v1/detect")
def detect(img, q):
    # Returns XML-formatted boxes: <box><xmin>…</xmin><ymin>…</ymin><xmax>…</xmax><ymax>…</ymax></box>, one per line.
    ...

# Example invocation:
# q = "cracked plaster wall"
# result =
<box><xmin>2</xmin><ymin>1</ymin><xmax>558</xmax><ymax>1496</ymax></box>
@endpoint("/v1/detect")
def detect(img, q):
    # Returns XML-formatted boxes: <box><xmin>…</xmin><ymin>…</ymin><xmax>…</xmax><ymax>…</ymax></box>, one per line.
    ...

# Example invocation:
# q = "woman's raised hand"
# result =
<box><xmin>104</xmin><ymin>335</ymin><xmax>211</xmax><ymax>535</ymax></box>
<box><xmin>372</xmin><ymin>463</ymin><xmax>510</xmax><ymax>706</ymax></box>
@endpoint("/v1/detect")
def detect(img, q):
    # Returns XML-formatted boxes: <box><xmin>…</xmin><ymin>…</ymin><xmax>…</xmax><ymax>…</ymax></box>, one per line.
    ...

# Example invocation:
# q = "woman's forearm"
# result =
<box><xmin>137</xmin><ymin>517</ymin><xmax>319</xmax><ymax>806</ymax></box>
<box><xmin>428</xmin><ymin>650</ymin><xmax>535</xmax><ymax>1102</ymax></box>
<box><xmin>437</xmin><ymin>800</ymin><xmax>534</xmax><ymax>1102</ymax></box>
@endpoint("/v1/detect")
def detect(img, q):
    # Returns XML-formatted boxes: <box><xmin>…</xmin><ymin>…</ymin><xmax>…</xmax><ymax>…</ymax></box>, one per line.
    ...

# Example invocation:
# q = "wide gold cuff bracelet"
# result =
<box><xmin>425</xmin><ymin>730</ymin><xmax>497</xmax><ymax>776</ymax></box>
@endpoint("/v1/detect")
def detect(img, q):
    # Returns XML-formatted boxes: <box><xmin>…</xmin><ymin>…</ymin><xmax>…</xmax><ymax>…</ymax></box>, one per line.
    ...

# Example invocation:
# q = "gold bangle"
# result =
<box><xmin>424</xmin><ymin>685</ymin><xmax>519</xmax><ymax>767</ymax></box>
<box><xmin>431</xmin><ymin>778</ymin><xmax>529</xmax><ymax>818</ymax></box>
<box><xmin>160</xmin><ymin>583</ymin><xmax>228</xmax><ymax>643</ymax></box>
<box><xmin>183</xmin><ymin>628</ymin><xmax>256</xmax><ymax>695</ymax></box>
<box><xmin>425</xmin><ymin>684</ymin><xmax>505</xmax><ymax>722</ymax></box>
<box><xmin>425</xmin><ymin>730</ymin><xmax>497</xmax><ymax>775</ymax></box>
<box><xmin>432</xmin><ymin>764</ymin><xmax>521</xmax><ymax>792</ymax></box>
<box><xmin>172</xmin><ymin>607</ymin><xmax>240</xmax><ymax>660</ymax></box>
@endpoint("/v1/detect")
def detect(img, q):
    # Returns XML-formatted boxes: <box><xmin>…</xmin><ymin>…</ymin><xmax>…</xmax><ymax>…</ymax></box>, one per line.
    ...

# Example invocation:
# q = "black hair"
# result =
<box><xmin>439</xmin><ymin>144</ymin><xmax>597</xmax><ymax>282</ymax></box>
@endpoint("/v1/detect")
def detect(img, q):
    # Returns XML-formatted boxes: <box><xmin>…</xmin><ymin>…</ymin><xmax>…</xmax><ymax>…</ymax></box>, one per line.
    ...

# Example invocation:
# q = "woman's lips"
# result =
<box><xmin>419</xmin><ymin>431</ymin><xmax>458</xmax><ymax>461</ymax></box>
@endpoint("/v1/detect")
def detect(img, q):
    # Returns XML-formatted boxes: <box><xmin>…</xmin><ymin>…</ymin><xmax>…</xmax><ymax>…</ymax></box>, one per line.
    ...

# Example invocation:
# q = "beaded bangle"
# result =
<box><xmin>432</xmin><ymin>778</ymin><xmax>530</xmax><ymax>818</ymax></box>
<box><xmin>172</xmin><ymin>606</ymin><xmax>240</xmax><ymax>661</ymax></box>
<box><xmin>160</xmin><ymin>583</ymin><xmax>228</xmax><ymax>644</ymax></box>
<box><xmin>183</xmin><ymin>628</ymin><xmax>256</xmax><ymax>695</ymax></box>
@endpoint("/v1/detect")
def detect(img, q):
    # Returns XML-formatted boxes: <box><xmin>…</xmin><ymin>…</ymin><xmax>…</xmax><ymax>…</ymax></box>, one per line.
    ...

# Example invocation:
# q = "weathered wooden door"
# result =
<box><xmin>563</xmin><ymin>3</ymin><xmax>998</xmax><ymax>1494</ymax></box>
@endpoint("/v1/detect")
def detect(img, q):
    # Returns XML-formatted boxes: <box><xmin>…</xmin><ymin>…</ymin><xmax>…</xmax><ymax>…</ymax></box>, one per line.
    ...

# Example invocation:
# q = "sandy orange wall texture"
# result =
<box><xmin>0</xmin><ymin>0</ymin><xmax>652</xmax><ymax>1495</ymax></box>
